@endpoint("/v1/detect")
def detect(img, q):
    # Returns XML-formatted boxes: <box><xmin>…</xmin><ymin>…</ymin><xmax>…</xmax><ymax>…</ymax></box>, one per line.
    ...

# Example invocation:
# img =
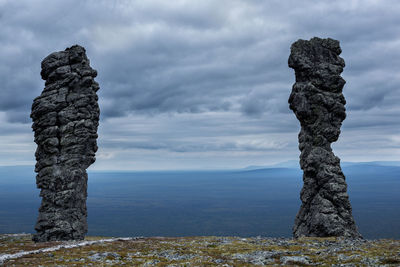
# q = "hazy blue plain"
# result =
<box><xmin>0</xmin><ymin>163</ymin><xmax>398</xmax><ymax>239</ymax></box>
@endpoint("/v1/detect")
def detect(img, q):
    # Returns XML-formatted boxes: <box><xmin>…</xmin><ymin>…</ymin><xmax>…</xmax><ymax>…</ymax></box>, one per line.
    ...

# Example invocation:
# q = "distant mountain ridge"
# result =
<box><xmin>243</xmin><ymin>160</ymin><xmax>400</xmax><ymax>170</ymax></box>
<box><xmin>1</xmin><ymin>160</ymin><xmax>400</xmax><ymax>173</ymax></box>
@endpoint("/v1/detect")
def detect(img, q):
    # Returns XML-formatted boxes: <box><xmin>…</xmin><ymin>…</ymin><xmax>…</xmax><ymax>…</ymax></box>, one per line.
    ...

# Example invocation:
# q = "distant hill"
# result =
<box><xmin>1</xmin><ymin>160</ymin><xmax>400</xmax><ymax>174</ymax></box>
<box><xmin>243</xmin><ymin>160</ymin><xmax>400</xmax><ymax>170</ymax></box>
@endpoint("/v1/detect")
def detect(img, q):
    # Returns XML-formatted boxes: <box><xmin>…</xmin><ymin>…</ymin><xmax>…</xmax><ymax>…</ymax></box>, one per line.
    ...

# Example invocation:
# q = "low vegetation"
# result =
<box><xmin>1</xmin><ymin>234</ymin><xmax>399</xmax><ymax>266</ymax></box>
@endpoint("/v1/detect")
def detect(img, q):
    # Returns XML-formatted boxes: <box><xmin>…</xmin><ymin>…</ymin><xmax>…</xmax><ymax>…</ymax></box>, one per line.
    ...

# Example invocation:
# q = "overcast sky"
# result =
<box><xmin>0</xmin><ymin>0</ymin><xmax>399</xmax><ymax>170</ymax></box>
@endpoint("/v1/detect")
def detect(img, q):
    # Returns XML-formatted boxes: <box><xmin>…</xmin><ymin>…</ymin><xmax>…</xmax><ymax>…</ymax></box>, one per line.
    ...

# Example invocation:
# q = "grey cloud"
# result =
<box><xmin>1</xmin><ymin>0</ymin><xmax>292</xmax><ymax>122</ymax></box>
<box><xmin>1</xmin><ymin>0</ymin><xmax>400</xmax><ymax>169</ymax></box>
<box><xmin>344</xmin><ymin>72</ymin><xmax>400</xmax><ymax>111</ymax></box>
<box><xmin>5</xmin><ymin>110</ymin><xmax>31</xmax><ymax>124</ymax></box>
<box><xmin>241</xmin><ymin>97</ymin><xmax>265</xmax><ymax>117</ymax></box>
<box><xmin>240</xmin><ymin>82</ymin><xmax>293</xmax><ymax>117</ymax></box>
<box><xmin>2</xmin><ymin>0</ymin><xmax>399</xmax><ymax>123</ymax></box>
<box><xmin>0</xmin><ymin>115</ymin><xmax>32</xmax><ymax>135</ymax></box>
<box><xmin>343</xmin><ymin>109</ymin><xmax>400</xmax><ymax>130</ymax></box>
<box><xmin>95</xmin><ymin>35</ymin><xmax>286</xmax><ymax>119</ymax></box>
<box><xmin>100</xmin><ymin>139</ymin><xmax>287</xmax><ymax>153</ymax></box>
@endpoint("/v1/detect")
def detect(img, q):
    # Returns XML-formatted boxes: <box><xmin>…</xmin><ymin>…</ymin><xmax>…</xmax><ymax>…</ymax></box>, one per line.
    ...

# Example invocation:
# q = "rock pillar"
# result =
<box><xmin>31</xmin><ymin>45</ymin><xmax>100</xmax><ymax>242</ymax></box>
<box><xmin>288</xmin><ymin>37</ymin><xmax>361</xmax><ymax>238</ymax></box>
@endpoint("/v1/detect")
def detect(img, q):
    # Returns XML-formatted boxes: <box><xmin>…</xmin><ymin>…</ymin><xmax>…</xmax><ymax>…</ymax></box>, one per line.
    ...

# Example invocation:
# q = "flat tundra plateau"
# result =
<box><xmin>1</xmin><ymin>234</ymin><xmax>399</xmax><ymax>266</ymax></box>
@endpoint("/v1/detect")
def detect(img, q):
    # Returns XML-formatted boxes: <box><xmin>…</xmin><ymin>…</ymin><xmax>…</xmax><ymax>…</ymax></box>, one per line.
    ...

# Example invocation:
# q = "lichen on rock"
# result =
<box><xmin>288</xmin><ymin>37</ymin><xmax>361</xmax><ymax>238</ymax></box>
<box><xmin>31</xmin><ymin>45</ymin><xmax>100</xmax><ymax>242</ymax></box>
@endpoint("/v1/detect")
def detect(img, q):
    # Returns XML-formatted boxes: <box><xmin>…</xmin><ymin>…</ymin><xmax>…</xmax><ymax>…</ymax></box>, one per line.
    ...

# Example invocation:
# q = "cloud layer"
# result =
<box><xmin>0</xmin><ymin>0</ymin><xmax>399</xmax><ymax>169</ymax></box>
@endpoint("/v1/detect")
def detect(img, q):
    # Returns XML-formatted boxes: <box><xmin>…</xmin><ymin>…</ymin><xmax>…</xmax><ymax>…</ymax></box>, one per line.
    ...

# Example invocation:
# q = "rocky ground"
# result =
<box><xmin>1</xmin><ymin>234</ymin><xmax>399</xmax><ymax>266</ymax></box>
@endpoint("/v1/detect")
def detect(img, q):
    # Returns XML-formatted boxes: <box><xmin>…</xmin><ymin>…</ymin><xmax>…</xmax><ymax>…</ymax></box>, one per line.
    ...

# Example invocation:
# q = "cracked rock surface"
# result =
<box><xmin>31</xmin><ymin>45</ymin><xmax>100</xmax><ymax>242</ymax></box>
<box><xmin>288</xmin><ymin>37</ymin><xmax>361</xmax><ymax>238</ymax></box>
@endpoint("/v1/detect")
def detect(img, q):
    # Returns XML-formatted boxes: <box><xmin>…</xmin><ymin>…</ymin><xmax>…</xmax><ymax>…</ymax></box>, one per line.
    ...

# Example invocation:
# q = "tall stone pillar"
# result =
<box><xmin>31</xmin><ymin>45</ymin><xmax>100</xmax><ymax>242</ymax></box>
<box><xmin>288</xmin><ymin>37</ymin><xmax>361</xmax><ymax>238</ymax></box>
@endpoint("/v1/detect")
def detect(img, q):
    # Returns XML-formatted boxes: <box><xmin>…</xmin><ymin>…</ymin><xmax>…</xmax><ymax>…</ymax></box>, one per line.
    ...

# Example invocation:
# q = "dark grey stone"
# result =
<box><xmin>288</xmin><ymin>37</ymin><xmax>361</xmax><ymax>238</ymax></box>
<box><xmin>31</xmin><ymin>45</ymin><xmax>100</xmax><ymax>242</ymax></box>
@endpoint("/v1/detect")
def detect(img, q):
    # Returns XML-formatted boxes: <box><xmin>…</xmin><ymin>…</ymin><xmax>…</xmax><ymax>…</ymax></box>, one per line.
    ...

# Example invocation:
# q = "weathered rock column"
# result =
<box><xmin>31</xmin><ymin>45</ymin><xmax>100</xmax><ymax>242</ymax></box>
<box><xmin>288</xmin><ymin>37</ymin><xmax>361</xmax><ymax>238</ymax></box>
